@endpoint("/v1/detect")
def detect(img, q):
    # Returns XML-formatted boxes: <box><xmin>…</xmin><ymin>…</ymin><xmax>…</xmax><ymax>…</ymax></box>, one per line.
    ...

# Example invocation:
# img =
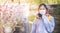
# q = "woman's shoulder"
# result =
<box><xmin>33</xmin><ymin>17</ymin><xmax>40</xmax><ymax>24</ymax></box>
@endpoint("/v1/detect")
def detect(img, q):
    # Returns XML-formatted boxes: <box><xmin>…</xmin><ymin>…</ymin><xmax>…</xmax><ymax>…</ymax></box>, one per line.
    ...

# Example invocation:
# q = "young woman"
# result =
<box><xmin>31</xmin><ymin>3</ymin><xmax>55</xmax><ymax>33</ymax></box>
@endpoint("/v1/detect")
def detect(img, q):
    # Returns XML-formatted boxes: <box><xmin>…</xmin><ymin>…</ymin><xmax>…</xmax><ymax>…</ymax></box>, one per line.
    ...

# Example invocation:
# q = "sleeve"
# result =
<box><xmin>31</xmin><ymin>19</ymin><xmax>37</xmax><ymax>33</ymax></box>
<box><xmin>42</xmin><ymin>15</ymin><xmax>55</xmax><ymax>32</ymax></box>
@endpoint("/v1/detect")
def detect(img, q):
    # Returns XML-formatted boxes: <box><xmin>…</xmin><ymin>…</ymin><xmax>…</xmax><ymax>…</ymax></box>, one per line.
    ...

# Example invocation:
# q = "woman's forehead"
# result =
<box><xmin>40</xmin><ymin>5</ymin><xmax>46</xmax><ymax>8</ymax></box>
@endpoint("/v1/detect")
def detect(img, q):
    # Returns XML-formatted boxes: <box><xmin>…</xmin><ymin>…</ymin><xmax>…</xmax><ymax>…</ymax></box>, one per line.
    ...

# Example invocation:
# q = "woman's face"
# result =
<box><xmin>39</xmin><ymin>5</ymin><xmax>47</xmax><ymax>11</ymax></box>
<box><xmin>38</xmin><ymin>5</ymin><xmax>47</xmax><ymax>15</ymax></box>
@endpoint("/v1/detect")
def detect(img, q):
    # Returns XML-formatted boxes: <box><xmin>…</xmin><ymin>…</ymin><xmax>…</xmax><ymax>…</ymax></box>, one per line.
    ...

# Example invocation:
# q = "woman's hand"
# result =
<box><xmin>46</xmin><ymin>14</ymin><xmax>50</xmax><ymax>17</ymax></box>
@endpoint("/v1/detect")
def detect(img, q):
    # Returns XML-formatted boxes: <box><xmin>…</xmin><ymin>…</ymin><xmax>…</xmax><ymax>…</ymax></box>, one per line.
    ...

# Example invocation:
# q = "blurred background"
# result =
<box><xmin>0</xmin><ymin>0</ymin><xmax>60</xmax><ymax>33</ymax></box>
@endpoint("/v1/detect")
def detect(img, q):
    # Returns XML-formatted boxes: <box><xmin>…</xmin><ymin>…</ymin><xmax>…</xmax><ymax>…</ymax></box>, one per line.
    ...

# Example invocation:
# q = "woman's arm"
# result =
<box><xmin>42</xmin><ymin>15</ymin><xmax>55</xmax><ymax>32</ymax></box>
<box><xmin>31</xmin><ymin>19</ymin><xmax>37</xmax><ymax>33</ymax></box>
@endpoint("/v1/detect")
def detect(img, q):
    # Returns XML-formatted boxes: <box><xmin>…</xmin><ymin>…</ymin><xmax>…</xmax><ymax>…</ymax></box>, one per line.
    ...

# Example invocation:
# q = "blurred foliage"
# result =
<box><xmin>28</xmin><ymin>14</ymin><xmax>35</xmax><ymax>22</ymax></box>
<box><xmin>33</xmin><ymin>0</ymin><xmax>40</xmax><ymax>4</ymax></box>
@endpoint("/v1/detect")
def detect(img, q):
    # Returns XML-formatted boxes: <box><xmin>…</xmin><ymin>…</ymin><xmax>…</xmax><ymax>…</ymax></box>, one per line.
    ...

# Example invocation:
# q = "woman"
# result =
<box><xmin>31</xmin><ymin>3</ymin><xmax>55</xmax><ymax>33</ymax></box>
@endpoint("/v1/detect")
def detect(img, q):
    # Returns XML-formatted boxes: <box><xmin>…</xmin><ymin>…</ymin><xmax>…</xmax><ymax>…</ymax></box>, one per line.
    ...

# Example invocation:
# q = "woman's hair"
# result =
<box><xmin>38</xmin><ymin>3</ymin><xmax>48</xmax><ymax>11</ymax></box>
<box><xmin>38</xmin><ymin>3</ymin><xmax>48</xmax><ymax>17</ymax></box>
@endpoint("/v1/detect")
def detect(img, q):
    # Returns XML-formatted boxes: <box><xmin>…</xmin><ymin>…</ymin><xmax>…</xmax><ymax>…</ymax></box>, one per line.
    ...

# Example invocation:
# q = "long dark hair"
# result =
<box><xmin>38</xmin><ymin>3</ymin><xmax>48</xmax><ymax>17</ymax></box>
<box><xmin>38</xmin><ymin>3</ymin><xmax>48</xmax><ymax>11</ymax></box>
